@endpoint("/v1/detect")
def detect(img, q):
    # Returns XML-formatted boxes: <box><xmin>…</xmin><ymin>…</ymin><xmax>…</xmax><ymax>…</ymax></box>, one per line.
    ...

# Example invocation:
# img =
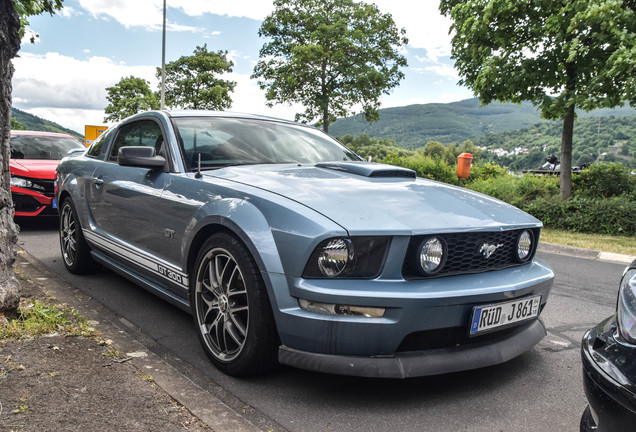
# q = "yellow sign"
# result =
<box><xmin>85</xmin><ymin>125</ymin><xmax>108</xmax><ymax>147</ymax></box>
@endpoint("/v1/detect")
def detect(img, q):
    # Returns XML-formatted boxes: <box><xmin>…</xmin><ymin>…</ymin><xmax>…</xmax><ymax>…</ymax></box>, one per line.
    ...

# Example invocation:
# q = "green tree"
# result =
<box><xmin>1</xmin><ymin>0</ymin><xmax>63</xmax><ymax>312</ymax></box>
<box><xmin>252</xmin><ymin>0</ymin><xmax>408</xmax><ymax>132</ymax></box>
<box><xmin>422</xmin><ymin>141</ymin><xmax>445</xmax><ymax>159</ymax></box>
<box><xmin>440</xmin><ymin>0</ymin><xmax>636</xmax><ymax>198</ymax></box>
<box><xmin>159</xmin><ymin>45</ymin><xmax>236</xmax><ymax>110</ymax></box>
<box><xmin>10</xmin><ymin>117</ymin><xmax>27</xmax><ymax>130</ymax></box>
<box><xmin>104</xmin><ymin>76</ymin><xmax>160</xmax><ymax>122</ymax></box>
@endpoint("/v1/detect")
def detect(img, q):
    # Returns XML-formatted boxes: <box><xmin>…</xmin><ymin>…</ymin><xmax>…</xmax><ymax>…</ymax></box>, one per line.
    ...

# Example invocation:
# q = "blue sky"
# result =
<box><xmin>12</xmin><ymin>0</ymin><xmax>473</xmax><ymax>133</ymax></box>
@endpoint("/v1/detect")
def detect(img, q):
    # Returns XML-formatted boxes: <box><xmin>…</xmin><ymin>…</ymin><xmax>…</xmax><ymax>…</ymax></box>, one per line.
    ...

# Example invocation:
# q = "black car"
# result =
<box><xmin>581</xmin><ymin>259</ymin><xmax>636</xmax><ymax>431</ymax></box>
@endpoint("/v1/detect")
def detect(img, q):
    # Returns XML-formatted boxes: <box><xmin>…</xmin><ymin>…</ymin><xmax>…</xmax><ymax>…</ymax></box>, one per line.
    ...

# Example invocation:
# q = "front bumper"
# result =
<box><xmin>12</xmin><ymin>187</ymin><xmax>57</xmax><ymax>217</ymax></box>
<box><xmin>280</xmin><ymin>317</ymin><xmax>546</xmax><ymax>378</ymax></box>
<box><xmin>581</xmin><ymin>317</ymin><xmax>636</xmax><ymax>432</ymax></box>
<box><xmin>269</xmin><ymin>258</ymin><xmax>554</xmax><ymax>377</ymax></box>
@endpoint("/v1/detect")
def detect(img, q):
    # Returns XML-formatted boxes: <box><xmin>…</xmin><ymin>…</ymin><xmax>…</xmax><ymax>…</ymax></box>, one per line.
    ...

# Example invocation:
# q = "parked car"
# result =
<box><xmin>581</xmin><ymin>259</ymin><xmax>636</xmax><ymax>431</ymax></box>
<box><xmin>55</xmin><ymin>110</ymin><xmax>555</xmax><ymax>377</ymax></box>
<box><xmin>10</xmin><ymin>130</ymin><xmax>85</xmax><ymax>217</ymax></box>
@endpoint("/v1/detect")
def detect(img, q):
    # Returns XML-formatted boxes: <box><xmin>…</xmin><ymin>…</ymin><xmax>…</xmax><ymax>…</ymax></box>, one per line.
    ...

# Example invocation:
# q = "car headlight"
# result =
<box><xmin>303</xmin><ymin>237</ymin><xmax>390</xmax><ymax>278</ymax></box>
<box><xmin>417</xmin><ymin>236</ymin><xmax>446</xmax><ymax>275</ymax></box>
<box><xmin>10</xmin><ymin>176</ymin><xmax>33</xmax><ymax>188</ymax></box>
<box><xmin>515</xmin><ymin>229</ymin><xmax>534</xmax><ymax>263</ymax></box>
<box><xmin>318</xmin><ymin>238</ymin><xmax>352</xmax><ymax>277</ymax></box>
<box><xmin>617</xmin><ymin>267</ymin><xmax>636</xmax><ymax>344</ymax></box>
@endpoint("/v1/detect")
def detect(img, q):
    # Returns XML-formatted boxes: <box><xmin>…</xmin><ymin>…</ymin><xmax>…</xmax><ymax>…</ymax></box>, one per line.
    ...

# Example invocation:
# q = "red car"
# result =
<box><xmin>10</xmin><ymin>130</ymin><xmax>85</xmax><ymax>217</ymax></box>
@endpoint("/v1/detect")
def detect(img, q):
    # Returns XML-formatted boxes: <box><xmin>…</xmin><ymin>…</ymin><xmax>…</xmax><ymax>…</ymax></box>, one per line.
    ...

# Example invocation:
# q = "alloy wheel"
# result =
<box><xmin>195</xmin><ymin>247</ymin><xmax>249</xmax><ymax>362</ymax></box>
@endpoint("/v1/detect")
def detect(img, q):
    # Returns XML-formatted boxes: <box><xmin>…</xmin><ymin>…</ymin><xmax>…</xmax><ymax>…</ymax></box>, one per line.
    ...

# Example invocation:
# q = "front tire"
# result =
<box><xmin>59</xmin><ymin>198</ymin><xmax>99</xmax><ymax>274</ymax></box>
<box><xmin>191</xmin><ymin>232</ymin><xmax>279</xmax><ymax>376</ymax></box>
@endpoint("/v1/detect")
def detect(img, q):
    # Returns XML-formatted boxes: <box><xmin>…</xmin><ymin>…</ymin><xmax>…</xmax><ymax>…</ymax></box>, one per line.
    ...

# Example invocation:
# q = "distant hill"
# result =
<box><xmin>475</xmin><ymin>115</ymin><xmax>636</xmax><ymax>169</ymax></box>
<box><xmin>329</xmin><ymin>98</ymin><xmax>636</xmax><ymax>149</ymax></box>
<box><xmin>11</xmin><ymin>107</ymin><xmax>83</xmax><ymax>139</ymax></box>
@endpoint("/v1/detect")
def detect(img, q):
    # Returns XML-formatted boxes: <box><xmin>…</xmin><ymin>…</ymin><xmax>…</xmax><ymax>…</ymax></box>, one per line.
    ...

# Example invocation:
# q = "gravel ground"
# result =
<box><xmin>0</xmin><ymin>266</ymin><xmax>210</xmax><ymax>432</ymax></box>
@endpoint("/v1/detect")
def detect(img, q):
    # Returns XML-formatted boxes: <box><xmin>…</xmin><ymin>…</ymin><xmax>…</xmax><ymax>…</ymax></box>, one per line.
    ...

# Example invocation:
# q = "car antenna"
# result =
<box><xmin>195</xmin><ymin>153</ymin><xmax>202</xmax><ymax>178</ymax></box>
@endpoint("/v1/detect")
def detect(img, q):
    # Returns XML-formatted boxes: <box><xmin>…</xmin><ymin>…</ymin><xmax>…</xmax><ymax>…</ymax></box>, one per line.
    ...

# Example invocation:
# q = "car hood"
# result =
<box><xmin>10</xmin><ymin>159</ymin><xmax>59</xmax><ymax>179</ymax></box>
<box><xmin>208</xmin><ymin>162</ymin><xmax>541</xmax><ymax>234</ymax></box>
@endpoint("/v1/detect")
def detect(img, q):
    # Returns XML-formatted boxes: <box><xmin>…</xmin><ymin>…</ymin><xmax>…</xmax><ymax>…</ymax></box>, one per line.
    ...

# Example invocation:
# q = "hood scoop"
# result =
<box><xmin>315</xmin><ymin>162</ymin><xmax>416</xmax><ymax>179</ymax></box>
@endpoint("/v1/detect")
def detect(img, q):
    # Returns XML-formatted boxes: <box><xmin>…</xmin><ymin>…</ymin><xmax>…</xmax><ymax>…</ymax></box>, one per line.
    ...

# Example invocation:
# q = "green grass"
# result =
<box><xmin>541</xmin><ymin>228</ymin><xmax>636</xmax><ymax>256</ymax></box>
<box><xmin>0</xmin><ymin>299</ymin><xmax>96</xmax><ymax>340</ymax></box>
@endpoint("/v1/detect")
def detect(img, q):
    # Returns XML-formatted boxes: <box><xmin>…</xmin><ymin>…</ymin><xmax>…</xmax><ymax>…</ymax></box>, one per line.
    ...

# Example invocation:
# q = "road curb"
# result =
<box><xmin>16</xmin><ymin>249</ymin><xmax>265</xmax><ymax>432</ymax></box>
<box><xmin>538</xmin><ymin>242</ymin><xmax>636</xmax><ymax>265</ymax></box>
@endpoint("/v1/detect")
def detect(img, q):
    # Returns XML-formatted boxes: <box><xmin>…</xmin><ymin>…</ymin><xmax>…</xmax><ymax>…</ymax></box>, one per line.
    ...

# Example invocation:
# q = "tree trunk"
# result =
<box><xmin>322</xmin><ymin>107</ymin><xmax>329</xmax><ymax>133</ymax></box>
<box><xmin>559</xmin><ymin>61</ymin><xmax>576</xmax><ymax>199</ymax></box>
<box><xmin>559</xmin><ymin>102</ymin><xmax>575</xmax><ymax>199</ymax></box>
<box><xmin>0</xmin><ymin>0</ymin><xmax>22</xmax><ymax>315</ymax></box>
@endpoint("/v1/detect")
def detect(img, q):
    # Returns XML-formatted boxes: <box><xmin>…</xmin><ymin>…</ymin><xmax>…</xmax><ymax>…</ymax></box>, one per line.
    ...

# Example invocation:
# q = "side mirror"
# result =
<box><xmin>118</xmin><ymin>146</ymin><xmax>168</xmax><ymax>171</ymax></box>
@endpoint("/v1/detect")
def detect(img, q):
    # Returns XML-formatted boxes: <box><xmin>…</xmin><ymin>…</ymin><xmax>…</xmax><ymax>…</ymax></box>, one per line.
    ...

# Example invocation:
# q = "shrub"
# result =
<box><xmin>522</xmin><ymin>195</ymin><xmax>636</xmax><ymax>236</ymax></box>
<box><xmin>384</xmin><ymin>153</ymin><xmax>458</xmax><ymax>184</ymax></box>
<box><xmin>468</xmin><ymin>173</ymin><xmax>559</xmax><ymax>207</ymax></box>
<box><xmin>573</xmin><ymin>162</ymin><xmax>636</xmax><ymax>198</ymax></box>
<box><xmin>469</xmin><ymin>162</ymin><xmax>508</xmax><ymax>181</ymax></box>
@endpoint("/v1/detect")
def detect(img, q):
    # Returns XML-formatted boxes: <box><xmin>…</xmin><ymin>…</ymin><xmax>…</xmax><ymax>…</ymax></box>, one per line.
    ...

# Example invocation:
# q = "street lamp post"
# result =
<box><xmin>160</xmin><ymin>0</ymin><xmax>166</xmax><ymax>110</ymax></box>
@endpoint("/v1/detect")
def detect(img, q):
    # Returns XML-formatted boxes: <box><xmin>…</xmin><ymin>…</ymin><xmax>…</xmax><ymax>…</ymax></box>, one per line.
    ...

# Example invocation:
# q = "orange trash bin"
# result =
<box><xmin>457</xmin><ymin>153</ymin><xmax>473</xmax><ymax>179</ymax></box>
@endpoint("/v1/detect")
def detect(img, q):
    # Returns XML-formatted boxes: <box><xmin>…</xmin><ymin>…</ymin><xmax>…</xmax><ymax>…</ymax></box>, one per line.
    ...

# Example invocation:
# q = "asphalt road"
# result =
<box><xmin>16</xmin><ymin>218</ymin><xmax>626</xmax><ymax>432</ymax></box>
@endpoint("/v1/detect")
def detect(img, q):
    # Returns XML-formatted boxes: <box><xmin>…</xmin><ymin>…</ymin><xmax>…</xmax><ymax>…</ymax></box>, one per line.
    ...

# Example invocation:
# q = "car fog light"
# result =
<box><xmin>317</xmin><ymin>238</ymin><xmax>352</xmax><ymax>277</ymax></box>
<box><xmin>516</xmin><ymin>230</ymin><xmax>533</xmax><ymax>262</ymax></box>
<box><xmin>418</xmin><ymin>237</ymin><xmax>446</xmax><ymax>275</ymax></box>
<box><xmin>618</xmin><ymin>268</ymin><xmax>636</xmax><ymax>344</ymax></box>
<box><xmin>298</xmin><ymin>299</ymin><xmax>385</xmax><ymax>318</ymax></box>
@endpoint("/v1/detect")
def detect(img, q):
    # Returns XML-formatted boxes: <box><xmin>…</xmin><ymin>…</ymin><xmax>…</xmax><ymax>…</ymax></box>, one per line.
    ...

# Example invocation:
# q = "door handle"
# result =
<box><xmin>93</xmin><ymin>176</ymin><xmax>104</xmax><ymax>186</ymax></box>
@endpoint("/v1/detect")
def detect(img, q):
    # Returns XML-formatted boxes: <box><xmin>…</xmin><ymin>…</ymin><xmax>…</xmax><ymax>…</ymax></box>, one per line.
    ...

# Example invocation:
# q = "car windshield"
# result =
<box><xmin>172</xmin><ymin>117</ymin><xmax>361</xmax><ymax>170</ymax></box>
<box><xmin>10</xmin><ymin>135</ymin><xmax>84</xmax><ymax>160</ymax></box>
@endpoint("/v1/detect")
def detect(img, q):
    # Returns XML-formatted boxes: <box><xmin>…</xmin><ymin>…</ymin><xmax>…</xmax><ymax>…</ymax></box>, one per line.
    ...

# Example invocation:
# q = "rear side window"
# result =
<box><xmin>109</xmin><ymin>120</ymin><xmax>164</xmax><ymax>162</ymax></box>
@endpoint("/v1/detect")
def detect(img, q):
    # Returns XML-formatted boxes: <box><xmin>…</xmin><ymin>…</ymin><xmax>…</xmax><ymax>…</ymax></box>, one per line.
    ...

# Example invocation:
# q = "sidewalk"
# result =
<box><xmin>537</xmin><ymin>242</ymin><xmax>636</xmax><ymax>264</ymax></box>
<box><xmin>0</xmin><ymin>251</ymin><xmax>264</xmax><ymax>432</ymax></box>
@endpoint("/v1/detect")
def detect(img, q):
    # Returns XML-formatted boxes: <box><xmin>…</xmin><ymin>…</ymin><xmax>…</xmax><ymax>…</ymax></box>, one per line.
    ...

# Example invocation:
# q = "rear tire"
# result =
<box><xmin>59</xmin><ymin>198</ymin><xmax>99</xmax><ymax>274</ymax></box>
<box><xmin>190</xmin><ymin>232</ymin><xmax>279</xmax><ymax>376</ymax></box>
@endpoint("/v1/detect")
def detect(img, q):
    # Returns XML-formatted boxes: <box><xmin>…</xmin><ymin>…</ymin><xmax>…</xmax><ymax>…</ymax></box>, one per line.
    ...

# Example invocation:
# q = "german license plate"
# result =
<box><xmin>52</xmin><ymin>199</ymin><xmax>57</xmax><ymax>209</ymax></box>
<box><xmin>470</xmin><ymin>295</ymin><xmax>541</xmax><ymax>335</ymax></box>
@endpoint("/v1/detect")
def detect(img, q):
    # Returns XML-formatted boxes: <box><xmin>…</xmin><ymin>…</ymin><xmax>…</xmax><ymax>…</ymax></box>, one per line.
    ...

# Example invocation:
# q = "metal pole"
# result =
<box><xmin>160</xmin><ymin>0</ymin><xmax>166</xmax><ymax>110</ymax></box>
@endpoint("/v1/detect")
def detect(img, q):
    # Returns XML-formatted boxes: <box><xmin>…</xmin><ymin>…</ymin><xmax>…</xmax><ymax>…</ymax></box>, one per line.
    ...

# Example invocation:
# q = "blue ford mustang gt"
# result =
<box><xmin>55</xmin><ymin>110</ymin><xmax>554</xmax><ymax>377</ymax></box>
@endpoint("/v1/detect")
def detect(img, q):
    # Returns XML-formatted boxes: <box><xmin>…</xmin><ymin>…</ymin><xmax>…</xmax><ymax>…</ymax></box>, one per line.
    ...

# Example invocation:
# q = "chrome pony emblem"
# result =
<box><xmin>479</xmin><ymin>243</ymin><xmax>503</xmax><ymax>259</ymax></box>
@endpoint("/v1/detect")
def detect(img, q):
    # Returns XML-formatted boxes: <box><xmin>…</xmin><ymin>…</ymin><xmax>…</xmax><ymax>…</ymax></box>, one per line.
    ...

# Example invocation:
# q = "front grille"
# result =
<box><xmin>402</xmin><ymin>228</ymin><xmax>540</xmax><ymax>279</ymax></box>
<box><xmin>30</xmin><ymin>179</ymin><xmax>55</xmax><ymax>197</ymax></box>
<box><xmin>396</xmin><ymin>324</ymin><xmax>520</xmax><ymax>352</ymax></box>
<box><xmin>12</xmin><ymin>194</ymin><xmax>43</xmax><ymax>213</ymax></box>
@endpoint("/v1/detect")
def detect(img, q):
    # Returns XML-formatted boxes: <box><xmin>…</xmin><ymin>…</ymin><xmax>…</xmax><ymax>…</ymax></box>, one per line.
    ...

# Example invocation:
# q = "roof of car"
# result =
<box><xmin>11</xmin><ymin>130</ymin><xmax>77</xmax><ymax>138</ymax></box>
<box><xmin>140</xmin><ymin>110</ymin><xmax>298</xmax><ymax>125</ymax></box>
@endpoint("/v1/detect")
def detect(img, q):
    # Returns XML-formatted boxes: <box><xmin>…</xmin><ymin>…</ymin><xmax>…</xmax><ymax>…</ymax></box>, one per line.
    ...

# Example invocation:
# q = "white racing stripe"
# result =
<box><xmin>84</xmin><ymin>230</ymin><xmax>189</xmax><ymax>287</ymax></box>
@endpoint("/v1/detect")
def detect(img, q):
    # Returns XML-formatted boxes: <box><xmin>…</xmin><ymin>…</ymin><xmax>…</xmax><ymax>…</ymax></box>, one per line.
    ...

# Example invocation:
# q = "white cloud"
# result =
<box><xmin>24</xmin><ymin>107</ymin><xmax>108</xmax><ymax>134</ymax></box>
<box><xmin>172</xmin><ymin>0</ymin><xmax>275</xmax><ymax>20</ymax></box>
<box><xmin>76</xmin><ymin>0</ymin><xmax>275</xmax><ymax>29</ymax></box>
<box><xmin>11</xmin><ymin>52</ymin><xmax>300</xmax><ymax>132</ymax></box>
<box><xmin>12</xmin><ymin>52</ymin><xmax>159</xmax><ymax>132</ymax></box>
<box><xmin>227</xmin><ymin>70</ymin><xmax>302</xmax><ymax>121</ymax></box>
<box><xmin>423</xmin><ymin>65</ymin><xmax>460</xmax><ymax>79</ymax></box>
<box><xmin>374</xmin><ymin>0</ymin><xmax>453</xmax><ymax>62</ymax></box>
<box><xmin>78</xmin><ymin>0</ymin><xmax>163</xmax><ymax>28</ymax></box>
<box><xmin>58</xmin><ymin>5</ymin><xmax>80</xmax><ymax>18</ymax></box>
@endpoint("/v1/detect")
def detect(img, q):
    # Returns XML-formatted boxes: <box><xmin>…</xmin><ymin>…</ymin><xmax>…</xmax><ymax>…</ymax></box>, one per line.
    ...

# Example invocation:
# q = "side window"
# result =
<box><xmin>109</xmin><ymin>120</ymin><xmax>164</xmax><ymax>162</ymax></box>
<box><xmin>86</xmin><ymin>127</ymin><xmax>114</xmax><ymax>159</ymax></box>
